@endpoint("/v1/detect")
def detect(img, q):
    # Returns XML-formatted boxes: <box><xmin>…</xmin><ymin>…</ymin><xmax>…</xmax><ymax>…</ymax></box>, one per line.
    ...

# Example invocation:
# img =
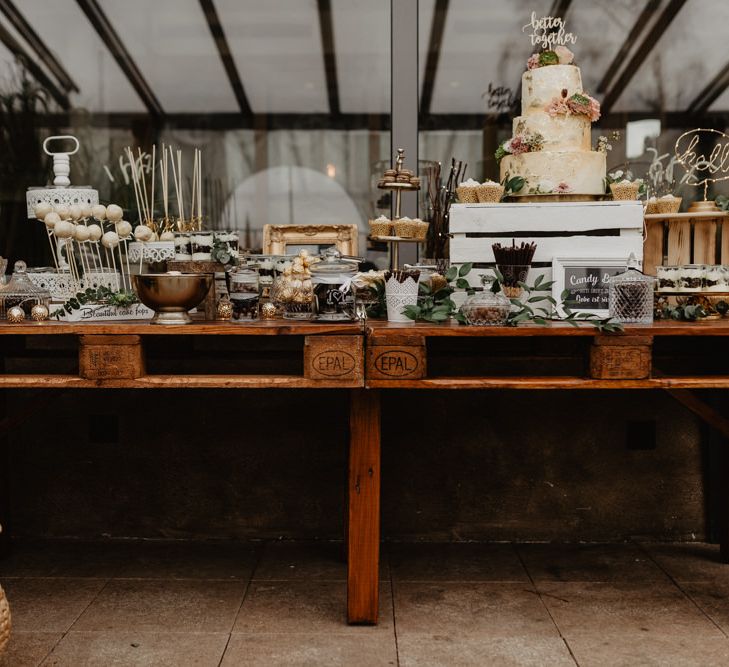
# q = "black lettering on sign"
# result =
<box><xmin>312</xmin><ymin>350</ymin><xmax>356</xmax><ymax>377</ymax></box>
<box><xmin>373</xmin><ymin>350</ymin><xmax>420</xmax><ymax>377</ymax></box>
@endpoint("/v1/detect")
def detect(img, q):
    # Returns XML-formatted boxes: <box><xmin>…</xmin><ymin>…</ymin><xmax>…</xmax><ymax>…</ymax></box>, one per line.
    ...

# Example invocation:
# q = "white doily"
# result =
<box><xmin>128</xmin><ymin>242</ymin><xmax>175</xmax><ymax>263</ymax></box>
<box><xmin>28</xmin><ymin>271</ymin><xmax>120</xmax><ymax>299</ymax></box>
<box><xmin>25</xmin><ymin>187</ymin><xmax>99</xmax><ymax>218</ymax></box>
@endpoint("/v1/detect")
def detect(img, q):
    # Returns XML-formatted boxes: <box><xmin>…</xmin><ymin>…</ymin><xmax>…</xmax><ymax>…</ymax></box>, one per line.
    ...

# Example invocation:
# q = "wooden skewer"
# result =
<box><xmin>150</xmin><ymin>144</ymin><xmax>156</xmax><ymax>229</ymax></box>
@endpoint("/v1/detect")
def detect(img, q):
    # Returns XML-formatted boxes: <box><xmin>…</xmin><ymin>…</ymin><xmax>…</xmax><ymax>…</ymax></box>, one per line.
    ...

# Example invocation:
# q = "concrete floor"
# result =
<box><xmin>1</xmin><ymin>541</ymin><xmax>729</xmax><ymax>666</ymax></box>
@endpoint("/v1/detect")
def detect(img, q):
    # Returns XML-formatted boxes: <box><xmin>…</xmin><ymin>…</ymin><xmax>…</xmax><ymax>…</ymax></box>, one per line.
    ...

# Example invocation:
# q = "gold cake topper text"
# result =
<box><xmin>522</xmin><ymin>12</ymin><xmax>577</xmax><ymax>49</ymax></box>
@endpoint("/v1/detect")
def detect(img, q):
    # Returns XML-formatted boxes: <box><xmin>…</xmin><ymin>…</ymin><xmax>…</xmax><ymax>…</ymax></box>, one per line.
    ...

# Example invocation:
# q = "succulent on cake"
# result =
<box><xmin>527</xmin><ymin>46</ymin><xmax>574</xmax><ymax>70</ymax></box>
<box><xmin>495</xmin><ymin>131</ymin><xmax>544</xmax><ymax>163</ymax></box>
<box><xmin>545</xmin><ymin>89</ymin><xmax>601</xmax><ymax>122</ymax></box>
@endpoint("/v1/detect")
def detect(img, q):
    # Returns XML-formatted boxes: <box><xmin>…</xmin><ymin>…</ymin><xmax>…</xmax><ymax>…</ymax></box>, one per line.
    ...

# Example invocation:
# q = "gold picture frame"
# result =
<box><xmin>262</xmin><ymin>224</ymin><xmax>358</xmax><ymax>256</ymax></box>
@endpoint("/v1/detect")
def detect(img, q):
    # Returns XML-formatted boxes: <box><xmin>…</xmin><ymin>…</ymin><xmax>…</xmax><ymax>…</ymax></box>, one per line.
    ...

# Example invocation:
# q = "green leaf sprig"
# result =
<box><xmin>51</xmin><ymin>287</ymin><xmax>139</xmax><ymax>319</ymax></box>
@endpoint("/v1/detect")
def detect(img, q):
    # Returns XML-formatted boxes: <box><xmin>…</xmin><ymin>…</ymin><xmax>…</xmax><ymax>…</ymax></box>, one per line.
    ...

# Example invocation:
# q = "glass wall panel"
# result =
<box><xmin>0</xmin><ymin>0</ymin><xmax>391</xmax><ymax>269</ymax></box>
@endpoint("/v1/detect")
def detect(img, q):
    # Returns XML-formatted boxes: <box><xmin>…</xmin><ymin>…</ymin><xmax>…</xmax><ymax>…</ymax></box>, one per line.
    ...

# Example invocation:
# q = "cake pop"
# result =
<box><xmin>116</xmin><ymin>220</ymin><xmax>132</xmax><ymax>239</ymax></box>
<box><xmin>91</xmin><ymin>204</ymin><xmax>107</xmax><ymax>221</ymax></box>
<box><xmin>54</xmin><ymin>204</ymin><xmax>70</xmax><ymax>220</ymax></box>
<box><xmin>43</xmin><ymin>211</ymin><xmax>60</xmax><ymax>229</ymax></box>
<box><xmin>69</xmin><ymin>204</ymin><xmax>82</xmax><ymax>221</ymax></box>
<box><xmin>34</xmin><ymin>202</ymin><xmax>52</xmax><ymax>221</ymax></box>
<box><xmin>106</xmin><ymin>204</ymin><xmax>123</xmax><ymax>222</ymax></box>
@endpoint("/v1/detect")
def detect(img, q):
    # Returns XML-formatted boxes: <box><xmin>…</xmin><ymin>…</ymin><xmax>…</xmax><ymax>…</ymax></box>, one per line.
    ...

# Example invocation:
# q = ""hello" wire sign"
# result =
<box><xmin>674</xmin><ymin>128</ymin><xmax>729</xmax><ymax>200</ymax></box>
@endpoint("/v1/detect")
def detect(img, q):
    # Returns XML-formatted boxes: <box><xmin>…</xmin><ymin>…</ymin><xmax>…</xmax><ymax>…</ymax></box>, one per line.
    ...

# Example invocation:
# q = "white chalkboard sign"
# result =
<box><xmin>552</xmin><ymin>257</ymin><xmax>629</xmax><ymax>317</ymax></box>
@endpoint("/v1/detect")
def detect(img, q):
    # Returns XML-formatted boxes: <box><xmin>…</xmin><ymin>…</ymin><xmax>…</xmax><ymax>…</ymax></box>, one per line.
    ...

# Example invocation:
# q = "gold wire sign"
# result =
<box><xmin>674</xmin><ymin>128</ymin><xmax>729</xmax><ymax>201</ymax></box>
<box><xmin>522</xmin><ymin>12</ymin><xmax>577</xmax><ymax>48</ymax></box>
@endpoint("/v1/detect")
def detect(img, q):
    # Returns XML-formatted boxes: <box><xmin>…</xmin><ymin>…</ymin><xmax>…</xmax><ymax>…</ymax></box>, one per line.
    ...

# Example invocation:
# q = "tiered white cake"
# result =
<box><xmin>499</xmin><ymin>63</ymin><xmax>605</xmax><ymax>196</ymax></box>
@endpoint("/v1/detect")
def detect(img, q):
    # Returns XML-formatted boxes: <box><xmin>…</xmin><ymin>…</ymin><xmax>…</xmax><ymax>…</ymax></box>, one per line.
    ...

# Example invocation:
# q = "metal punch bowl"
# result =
<box><xmin>133</xmin><ymin>273</ymin><xmax>213</xmax><ymax>324</ymax></box>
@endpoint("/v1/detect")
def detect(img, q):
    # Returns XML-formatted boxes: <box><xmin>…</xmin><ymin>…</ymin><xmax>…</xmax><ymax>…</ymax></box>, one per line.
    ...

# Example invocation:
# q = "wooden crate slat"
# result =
<box><xmin>693</xmin><ymin>219</ymin><xmax>717</xmax><ymax>265</ymax></box>
<box><xmin>449</xmin><ymin>201</ymin><xmax>644</xmax><ymax>233</ymax></box>
<box><xmin>643</xmin><ymin>220</ymin><xmax>664</xmax><ymax>275</ymax></box>
<box><xmin>667</xmin><ymin>220</ymin><xmax>691</xmax><ymax>265</ymax></box>
<box><xmin>722</xmin><ymin>220</ymin><xmax>729</xmax><ymax>265</ymax></box>
<box><xmin>450</xmin><ymin>235</ymin><xmax>643</xmax><ymax>264</ymax></box>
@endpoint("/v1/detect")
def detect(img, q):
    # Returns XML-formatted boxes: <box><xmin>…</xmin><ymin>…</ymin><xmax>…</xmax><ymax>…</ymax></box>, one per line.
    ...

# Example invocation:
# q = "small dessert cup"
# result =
<box><xmin>610</xmin><ymin>181</ymin><xmax>640</xmax><ymax>201</ymax></box>
<box><xmin>476</xmin><ymin>182</ymin><xmax>505</xmax><ymax>203</ymax></box>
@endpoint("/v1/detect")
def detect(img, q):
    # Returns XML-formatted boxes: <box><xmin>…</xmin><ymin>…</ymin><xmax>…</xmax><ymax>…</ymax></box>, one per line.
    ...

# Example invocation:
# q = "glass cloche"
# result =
<box><xmin>460</xmin><ymin>274</ymin><xmax>511</xmax><ymax>326</ymax></box>
<box><xmin>608</xmin><ymin>254</ymin><xmax>655</xmax><ymax>324</ymax></box>
<box><xmin>0</xmin><ymin>260</ymin><xmax>51</xmax><ymax>319</ymax></box>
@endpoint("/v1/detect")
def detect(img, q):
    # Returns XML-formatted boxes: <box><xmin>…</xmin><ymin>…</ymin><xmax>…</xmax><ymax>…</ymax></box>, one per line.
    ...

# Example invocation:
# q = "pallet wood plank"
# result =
<box><xmin>348</xmin><ymin>388</ymin><xmax>380</xmax><ymax>624</ymax></box>
<box><xmin>693</xmin><ymin>219</ymin><xmax>717</xmax><ymax>265</ymax></box>
<box><xmin>667</xmin><ymin>220</ymin><xmax>691</xmax><ymax>265</ymax></box>
<box><xmin>590</xmin><ymin>337</ymin><xmax>652</xmax><ymax>379</ymax></box>
<box><xmin>450</xmin><ymin>235</ymin><xmax>643</xmax><ymax>264</ymax></box>
<box><xmin>304</xmin><ymin>335</ymin><xmax>364</xmax><ymax>385</ymax></box>
<box><xmin>722</xmin><ymin>220</ymin><xmax>729</xmax><ymax>265</ymax></box>
<box><xmin>79</xmin><ymin>335</ymin><xmax>145</xmax><ymax>380</ymax></box>
<box><xmin>367</xmin><ymin>336</ymin><xmax>426</xmax><ymax>381</ymax></box>
<box><xmin>643</xmin><ymin>219</ymin><xmax>664</xmax><ymax>275</ymax></box>
<box><xmin>449</xmin><ymin>201</ymin><xmax>644</xmax><ymax>233</ymax></box>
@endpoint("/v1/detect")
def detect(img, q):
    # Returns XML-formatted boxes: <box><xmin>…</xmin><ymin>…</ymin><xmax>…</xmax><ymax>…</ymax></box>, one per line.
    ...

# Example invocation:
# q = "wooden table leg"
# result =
<box><xmin>347</xmin><ymin>388</ymin><xmax>380</xmax><ymax>624</ymax></box>
<box><xmin>0</xmin><ymin>389</ymin><xmax>9</xmax><ymax>557</ymax></box>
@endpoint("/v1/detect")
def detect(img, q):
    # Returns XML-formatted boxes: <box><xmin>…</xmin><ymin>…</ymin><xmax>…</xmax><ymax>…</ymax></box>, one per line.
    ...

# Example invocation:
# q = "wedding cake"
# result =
<box><xmin>497</xmin><ymin>46</ymin><xmax>606</xmax><ymax>197</ymax></box>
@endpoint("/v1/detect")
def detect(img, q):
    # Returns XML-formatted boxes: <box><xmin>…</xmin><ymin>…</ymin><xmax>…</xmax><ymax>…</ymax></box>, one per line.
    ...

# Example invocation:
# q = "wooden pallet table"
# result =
<box><xmin>0</xmin><ymin>318</ymin><xmax>379</xmax><ymax>625</ymax></box>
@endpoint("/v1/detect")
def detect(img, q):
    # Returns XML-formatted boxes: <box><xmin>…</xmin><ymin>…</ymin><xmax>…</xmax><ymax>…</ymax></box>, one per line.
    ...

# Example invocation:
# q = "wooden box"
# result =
<box><xmin>304</xmin><ymin>335</ymin><xmax>364</xmax><ymax>385</ymax></box>
<box><xmin>366</xmin><ymin>335</ymin><xmax>426</xmax><ymax>381</ymax></box>
<box><xmin>449</xmin><ymin>201</ymin><xmax>644</xmax><ymax>301</ymax></box>
<box><xmin>589</xmin><ymin>336</ymin><xmax>652</xmax><ymax>380</ymax></box>
<box><xmin>79</xmin><ymin>335</ymin><xmax>145</xmax><ymax>380</ymax></box>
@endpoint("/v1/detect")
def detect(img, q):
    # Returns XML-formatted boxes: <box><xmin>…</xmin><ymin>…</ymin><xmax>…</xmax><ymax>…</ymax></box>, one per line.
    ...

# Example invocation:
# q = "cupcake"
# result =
<box><xmin>476</xmin><ymin>180</ymin><xmax>505</xmax><ymax>203</ymax></box>
<box><xmin>456</xmin><ymin>178</ymin><xmax>480</xmax><ymax>203</ymax></box>
<box><xmin>414</xmin><ymin>219</ymin><xmax>429</xmax><ymax>240</ymax></box>
<box><xmin>394</xmin><ymin>216</ymin><xmax>418</xmax><ymax>238</ymax></box>
<box><xmin>369</xmin><ymin>215</ymin><xmax>392</xmax><ymax>237</ymax></box>
<box><xmin>409</xmin><ymin>176</ymin><xmax>421</xmax><ymax>188</ymax></box>
<box><xmin>610</xmin><ymin>180</ymin><xmax>640</xmax><ymax>201</ymax></box>
<box><xmin>646</xmin><ymin>195</ymin><xmax>681</xmax><ymax>214</ymax></box>
<box><xmin>384</xmin><ymin>169</ymin><xmax>397</xmax><ymax>178</ymax></box>
<box><xmin>396</xmin><ymin>174</ymin><xmax>410</xmax><ymax>183</ymax></box>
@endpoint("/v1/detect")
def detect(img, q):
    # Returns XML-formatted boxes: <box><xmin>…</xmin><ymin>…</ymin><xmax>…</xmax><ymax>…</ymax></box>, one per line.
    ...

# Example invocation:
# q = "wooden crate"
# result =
<box><xmin>366</xmin><ymin>335</ymin><xmax>426</xmax><ymax>381</ymax></box>
<box><xmin>449</xmin><ymin>201</ymin><xmax>644</xmax><ymax>291</ymax></box>
<box><xmin>643</xmin><ymin>211</ymin><xmax>729</xmax><ymax>275</ymax></box>
<box><xmin>589</xmin><ymin>336</ymin><xmax>652</xmax><ymax>380</ymax></box>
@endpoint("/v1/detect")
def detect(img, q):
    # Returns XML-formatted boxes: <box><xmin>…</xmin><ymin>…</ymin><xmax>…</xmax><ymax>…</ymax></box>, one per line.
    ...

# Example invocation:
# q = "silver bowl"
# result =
<box><xmin>133</xmin><ymin>273</ymin><xmax>213</xmax><ymax>324</ymax></box>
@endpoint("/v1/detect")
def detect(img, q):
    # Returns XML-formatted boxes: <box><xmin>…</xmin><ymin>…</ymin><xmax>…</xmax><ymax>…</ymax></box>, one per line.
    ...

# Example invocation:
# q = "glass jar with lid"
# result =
<box><xmin>608</xmin><ymin>254</ymin><xmax>655</xmax><ymax>324</ymax></box>
<box><xmin>227</xmin><ymin>267</ymin><xmax>260</xmax><ymax>321</ymax></box>
<box><xmin>460</xmin><ymin>274</ymin><xmax>510</xmax><ymax>326</ymax></box>
<box><xmin>0</xmin><ymin>260</ymin><xmax>51</xmax><ymax>319</ymax></box>
<box><xmin>310</xmin><ymin>248</ymin><xmax>358</xmax><ymax>320</ymax></box>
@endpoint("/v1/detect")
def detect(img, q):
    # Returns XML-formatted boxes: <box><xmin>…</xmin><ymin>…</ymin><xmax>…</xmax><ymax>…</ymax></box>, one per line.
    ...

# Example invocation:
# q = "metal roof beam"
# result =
<box><xmin>419</xmin><ymin>0</ymin><xmax>448</xmax><ymax>116</ymax></box>
<box><xmin>0</xmin><ymin>0</ymin><xmax>79</xmax><ymax>93</ymax></box>
<box><xmin>75</xmin><ymin>0</ymin><xmax>163</xmax><ymax>117</ymax></box>
<box><xmin>600</xmin><ymin>0</ymin><xmax>687</xmax><ymax>116</ymax></box>
<box><xmin>199</xmin><ymin>0</ymin><xmax>252</xmax><ymax>116</ymax></box>
<box><xmin>688</xmin><ymin>59</ymin><xmax>729</xmax><ymax>114</ymax></box>
<box><xmin>316</xmin><ymin>0</ymin><xmax>340</xmax><ymax>116</ymax></box>
<box><xmin>0</xmin><ymin>19</ymin><xmax>69</xmax><ymax>109</ymax></box>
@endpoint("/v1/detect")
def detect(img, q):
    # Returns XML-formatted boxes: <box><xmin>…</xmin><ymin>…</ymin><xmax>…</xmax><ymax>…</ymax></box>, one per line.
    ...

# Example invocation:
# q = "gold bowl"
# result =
<box><xmin>133</xmin><ymin>273</ymin><xmax>212</xmax><ymax>324</ymax></box>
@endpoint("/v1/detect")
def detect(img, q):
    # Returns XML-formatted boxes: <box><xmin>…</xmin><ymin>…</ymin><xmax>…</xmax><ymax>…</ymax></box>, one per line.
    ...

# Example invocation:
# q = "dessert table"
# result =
<box><xmin>3</xmin><ymin>318</ymin><xmax>729</xmax><ymax>626</ymax></box>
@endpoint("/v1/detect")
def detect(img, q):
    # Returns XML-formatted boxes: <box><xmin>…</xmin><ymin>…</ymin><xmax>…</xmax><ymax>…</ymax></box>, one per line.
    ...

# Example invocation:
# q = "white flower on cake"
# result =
<box><xmin>537</xmin><ymin>179</ymin><xmax>555</xmax><ymax>192</ymax></box>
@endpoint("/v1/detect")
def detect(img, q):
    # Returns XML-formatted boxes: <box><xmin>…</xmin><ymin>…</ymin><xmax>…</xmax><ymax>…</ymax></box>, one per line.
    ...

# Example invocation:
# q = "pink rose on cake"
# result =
<box><xmin>526</xmin><ymin>53</ymin><xmax>540</xmax><ymax>70</ymax></box>
<box><xmin>505</xmin><ymin>136</ymin><xmax>529</xmax><ymax>155</ymax></box>
<box><xmin>554</xmin><ymin>182</ymin><xmax>574</xmax><ymax>194</ymax></box>
<box><xmin>554</xmin><ymin>46</ymin><xmax>574</xmax><ymax>65</ymax></box>
<box><xmin>545</xmin><ymin>89</ymin><xmax>570</xmax><ymax>117</ymax></box>
<box><xmin>566</xmin><ymin>93</ymin><xmax>601</xmax><ymax>122</ymax></box>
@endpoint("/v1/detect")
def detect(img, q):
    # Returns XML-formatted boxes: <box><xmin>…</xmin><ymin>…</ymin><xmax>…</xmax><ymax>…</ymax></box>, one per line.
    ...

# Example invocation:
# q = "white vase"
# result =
<box><xmin>384</xmin><ymin>270</ymin><xmax>420</xmax><ymax>322</ymax></box>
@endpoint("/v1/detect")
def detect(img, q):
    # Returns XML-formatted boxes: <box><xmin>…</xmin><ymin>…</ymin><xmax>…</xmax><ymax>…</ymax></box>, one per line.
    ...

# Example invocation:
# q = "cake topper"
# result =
<box><xmin>522</xmin><ymin>11</ymin><xmax>577</xmax><ymax>49</ymax></box>
<box><xmin>674</xmin><ymin>128</ymin><xmax>729</xmax><ymax>205</ymax></box>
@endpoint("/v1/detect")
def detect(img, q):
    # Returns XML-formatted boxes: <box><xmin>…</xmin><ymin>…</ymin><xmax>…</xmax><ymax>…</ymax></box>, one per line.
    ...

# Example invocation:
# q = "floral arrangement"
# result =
<box><xmin>544</xmin><ymin>89</ymin><xmax>600</xmax><ymax>122</ymax></box>
<box><xmin>527</xmin><ymin>45</ymin><xmax>574</xmax><ymax>70</ymax></box>
<box><xmin>527</xmin><ymin>179</ymin><xmax>573</xmax><ymax>195</ymax></box>
<box><xmin>495</xmin><ymin>131</ymin><xmax>544</xmax><ymax>163</ymax></box>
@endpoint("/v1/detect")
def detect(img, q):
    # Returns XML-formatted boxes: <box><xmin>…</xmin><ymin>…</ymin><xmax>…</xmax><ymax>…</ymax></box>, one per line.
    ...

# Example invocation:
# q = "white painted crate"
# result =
<box><xmin>449</xmin><ymin>200</ymin><xmax>644</xmax><ymax>288</ymax></box>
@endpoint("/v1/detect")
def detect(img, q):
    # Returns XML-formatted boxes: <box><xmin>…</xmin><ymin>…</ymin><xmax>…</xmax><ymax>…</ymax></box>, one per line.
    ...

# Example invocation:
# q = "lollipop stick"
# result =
<box><xmin>46</xmin><ymin>230</ymin><xmax>60</xmax><ymax>272</ymax></box>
